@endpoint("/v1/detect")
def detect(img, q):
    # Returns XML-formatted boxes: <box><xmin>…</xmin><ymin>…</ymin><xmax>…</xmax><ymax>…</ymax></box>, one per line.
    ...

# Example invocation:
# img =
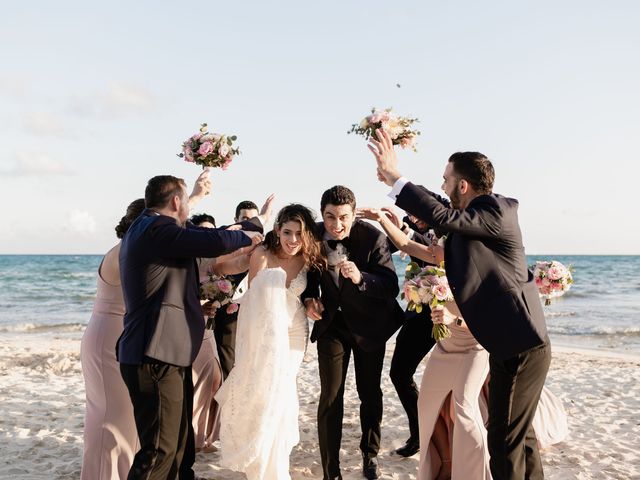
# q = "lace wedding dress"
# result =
<box><xmin>215</xmin><ymin>266</ymin><xmax>308</xmax><ymax>480</ymax></box>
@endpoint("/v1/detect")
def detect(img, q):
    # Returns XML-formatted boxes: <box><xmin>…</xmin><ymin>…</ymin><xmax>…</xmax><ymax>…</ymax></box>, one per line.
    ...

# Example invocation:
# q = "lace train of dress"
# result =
<box><xmin>215</xmin><ymin>267</ymin><xmax>308</xmax><ymax>480</ymax></box>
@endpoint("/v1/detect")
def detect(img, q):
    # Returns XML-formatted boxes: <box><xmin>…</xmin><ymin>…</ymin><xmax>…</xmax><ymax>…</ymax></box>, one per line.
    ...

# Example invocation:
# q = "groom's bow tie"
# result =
<box><xmin>327</xmin><ymin>238</ymin><xmax>351</xmax><ymax>250</ymax></box>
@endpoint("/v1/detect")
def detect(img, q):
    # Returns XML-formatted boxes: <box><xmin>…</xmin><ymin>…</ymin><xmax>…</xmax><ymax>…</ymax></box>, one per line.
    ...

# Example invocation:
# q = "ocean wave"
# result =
<box><xmin>544</xmin><ymin>311</ymin><xmax>577</xmax><ymax>318</ymax></box>
<box><xmin>548</xmin><ymin>325</ymin><xmax>640</xmax><ymax>336</ymax></box>
<box><xmin>0</xmin><ymin>322</ymin><xmax>86</xmax><ymax>333</ymax></box>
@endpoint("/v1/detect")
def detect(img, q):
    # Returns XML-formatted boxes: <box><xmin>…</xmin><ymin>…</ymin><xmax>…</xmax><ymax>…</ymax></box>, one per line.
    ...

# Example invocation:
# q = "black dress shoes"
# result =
<box><xmin>362</xmin><ymin>455</ymin><xmax>380</xmax><ymax>479</ymax></box>
<box><xmin>395</xmin><ymin>438</ymin><xmax>420</xmax><ymax>457</ymax></box>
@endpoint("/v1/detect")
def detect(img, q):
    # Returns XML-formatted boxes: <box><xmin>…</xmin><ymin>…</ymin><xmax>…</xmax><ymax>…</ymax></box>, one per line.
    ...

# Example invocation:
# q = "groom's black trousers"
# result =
<box><xmin>317</xmin><ymin>313</ymin><xmax>386</xmax><ymax>478</ymax></box>
<box><xmin>488</xmin><ymin>340</ymin><xmax>551</xmax><ymax>480</ymax></box>
<box><xmin>389</xmin><ymin>308</ymin><xmax>435</xmax><ymax>442</ymax></box>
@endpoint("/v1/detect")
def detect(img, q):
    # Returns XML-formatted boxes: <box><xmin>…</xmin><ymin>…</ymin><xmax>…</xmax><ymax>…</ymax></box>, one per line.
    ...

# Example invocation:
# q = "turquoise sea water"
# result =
<box><xmin>0</xmin><ymin>255</ymin><xmax>638</xmax><ymax>353</ymax></box>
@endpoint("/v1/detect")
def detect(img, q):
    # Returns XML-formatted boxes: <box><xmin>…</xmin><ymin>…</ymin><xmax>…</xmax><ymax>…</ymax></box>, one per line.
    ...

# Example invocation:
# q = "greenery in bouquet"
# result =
<box><xmin>348</xmin><ymin>107</ymin><xmax>420</xmax><ymax>152</ymax></box>
<box><xmin>401</xmin><ymin>262</ymin><xmax>454</xmax><ymax>341</ymax></box>
<box><xmin>178</xmin><ymin>123</ymin><xmax>240</xmax><ymax>169</ymax></box>
<box><xmin>200</xmin><ymin>274</ymin><xmax>239</xmax><ymax>329</ymax></box>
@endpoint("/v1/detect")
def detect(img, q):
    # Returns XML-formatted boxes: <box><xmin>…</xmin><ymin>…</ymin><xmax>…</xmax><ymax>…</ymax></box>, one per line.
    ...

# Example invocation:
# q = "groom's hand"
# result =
<box><xmin>368</xmin><ymin>129</ymin><xmax>402</xmax><ymax>186</ymax></box>
<box><xmin>338</xmin><ymin>260</ymin><xmax>362</xmax><ymax>285</ymax></box>
<box><xmin>304</xmin><ymin>298</ymin><xmax>324</xmax><ymax>321</ymax></box>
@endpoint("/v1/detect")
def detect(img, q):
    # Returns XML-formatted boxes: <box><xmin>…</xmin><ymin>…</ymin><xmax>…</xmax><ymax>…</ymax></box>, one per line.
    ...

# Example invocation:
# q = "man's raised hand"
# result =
<box><xmin>368</xmin><ymin>129</ymin><xmax>402</xmax><ymax>186</ymax></box>
<box><xmin>189</xmin><ymin>168</ymin><xmax>212</xmax><ymax>208</ymax></box>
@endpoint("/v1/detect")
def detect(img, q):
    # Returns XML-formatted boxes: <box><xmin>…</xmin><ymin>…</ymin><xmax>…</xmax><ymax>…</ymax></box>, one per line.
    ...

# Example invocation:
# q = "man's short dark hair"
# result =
<box><xmin>190</xmin><ymin>213</ymin><xmax>216</xmax><ymax>228</ymax></box>
<box><xmin>145</xmin><ymin>175</ymin><xmax>186</xmax><ymax>209</ymax></box>
<box><xmin>320</xmin><ymin>185</ymin><xmax>356</xmax><ymax>212</ymax></box>
<box><xmin>448</xmin><ymin>152</ymin><xmax>494</xmax><ymax>195</ymax></box>
<box><xmin>235</xmin><ymin>200</ymin><xmax>259</xmax><ymax>219</ymax></box>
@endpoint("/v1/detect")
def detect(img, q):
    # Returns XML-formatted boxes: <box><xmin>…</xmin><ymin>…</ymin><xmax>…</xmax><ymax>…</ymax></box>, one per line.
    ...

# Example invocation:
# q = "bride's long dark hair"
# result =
<box><xmin>263</xmin><ymin>204</ymin><xmax>326</xmax><ymax>272</ymax></box>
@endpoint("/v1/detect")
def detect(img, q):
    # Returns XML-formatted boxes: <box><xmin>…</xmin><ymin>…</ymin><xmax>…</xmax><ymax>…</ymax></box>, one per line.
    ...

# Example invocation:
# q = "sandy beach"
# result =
<box><xmin>0</xmin><ymin>331</ymin><xmax>638</xmax><ymax>480</ymax></box>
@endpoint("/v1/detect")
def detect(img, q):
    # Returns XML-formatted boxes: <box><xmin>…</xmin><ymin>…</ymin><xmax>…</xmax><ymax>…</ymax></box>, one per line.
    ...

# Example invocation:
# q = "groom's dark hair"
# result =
<box><xmin>320</xmin><ymin>185</ymin><xmax>356</xmax><ymax>212</ymax></box>
<box><xmin>145</xmin><ymin>175</ymin><xmax>187</xmax><ymax>209</ymax></box>
<box><xmin>448</xmin><ymin>152</ymin><xmax>494</xmax><ymax>195</ymax></box>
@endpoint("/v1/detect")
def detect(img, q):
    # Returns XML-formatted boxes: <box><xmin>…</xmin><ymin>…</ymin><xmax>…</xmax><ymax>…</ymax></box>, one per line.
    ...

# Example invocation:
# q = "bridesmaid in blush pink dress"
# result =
<box><xmin>80</xmin><ymin>199</ymin><xmax>145</xmax><ymax>480</ymax></box>
<box><xmin>191</xmin><ymin>324</ymin><xmax>223</xmax><ymax>451</ymax></box>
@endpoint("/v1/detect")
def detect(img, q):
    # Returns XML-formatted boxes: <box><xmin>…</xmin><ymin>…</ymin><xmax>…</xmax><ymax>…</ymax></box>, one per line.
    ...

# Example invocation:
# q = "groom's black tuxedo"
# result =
<box><xmin>302</xmin><ymin>219</ymin><xmax>403</xmax><ymax>479</ymax></box>
<box><xmin>394</xmin><ymin>181</ymin><xmax>550</xmax><ymax>479</ymax></box>
<box><xmin>304</xmin><ymin>219</ymin><xmax>404</xmax><ymax>350</ymax></box>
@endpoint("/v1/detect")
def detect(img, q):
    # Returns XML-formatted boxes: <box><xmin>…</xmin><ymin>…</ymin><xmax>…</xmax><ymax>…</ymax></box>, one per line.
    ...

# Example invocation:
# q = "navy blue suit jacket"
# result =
<box><xmin>117</xmin><ymin>209</ymin><xmax>252</xmax><ymax>366</ymax></box>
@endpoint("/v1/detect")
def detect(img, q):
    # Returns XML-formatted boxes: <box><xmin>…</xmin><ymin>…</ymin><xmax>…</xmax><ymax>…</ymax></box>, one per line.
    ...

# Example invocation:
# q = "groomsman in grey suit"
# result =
<box><xmin>369</xmin><ymin>130</ymin><xmax>550</xmax><ymax>480</ymax></box>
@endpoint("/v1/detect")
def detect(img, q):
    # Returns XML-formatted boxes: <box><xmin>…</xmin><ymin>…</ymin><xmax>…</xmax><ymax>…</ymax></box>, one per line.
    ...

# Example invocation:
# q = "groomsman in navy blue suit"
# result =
<box><xmin>118</xmin><ymin>175</ymin><xmax>262</xmax><ymax>480</ymax></box>
<box><xmin>369</xmin><ymin>130</ymin><xmax>550</xmax><ymax>480</ymax></box>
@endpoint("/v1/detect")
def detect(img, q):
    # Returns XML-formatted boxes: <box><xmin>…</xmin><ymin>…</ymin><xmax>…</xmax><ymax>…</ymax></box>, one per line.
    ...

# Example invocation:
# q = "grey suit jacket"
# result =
<box><xmin>396</xmin><ymin>182</ymin><xmax>547</xmax><ymax>360</ymax></box>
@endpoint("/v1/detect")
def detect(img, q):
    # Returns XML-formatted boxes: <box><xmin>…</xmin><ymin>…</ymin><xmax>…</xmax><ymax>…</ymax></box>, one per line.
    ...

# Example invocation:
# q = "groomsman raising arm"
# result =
<box><xmin>369</xmin><ymin>129</ymin><xmax>550</xmax><ymax>480</ymax></box>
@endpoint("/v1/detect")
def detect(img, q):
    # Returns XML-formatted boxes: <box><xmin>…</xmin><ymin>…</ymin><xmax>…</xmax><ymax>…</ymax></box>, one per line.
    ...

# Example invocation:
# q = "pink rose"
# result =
<box><xmin>432</xmin><ymin>284</ymin><xmax>451</xmax><ymax>301</ymax></box>
<box><xmin>400</xmin><ymin>136</ymin><xmax>416</xmax><ymax>149</ymax></box>
<box><xmin>221</xmin><ymin>157</ymin><xmax>233</xmax><ymax>170</ymax></box>
<box><xmin>546</xmin><ymin>266</ymin><xmax>565</xmax><ymax>281</ymax></box>
<box><xmin>226</xmin><ymin>302</ymin><xmax>239</xmax><ymax>314</ymax></box>
<box><xmin>184</xmin><ymin>151</ymin><xmax>195</xmax><ymax>163</ymax></box>
<box><xmin>198</xmin><ymin>141</ymin><xmax>214</xmax><ymax>156</ymax></box>
<box><xmin>217</xmin><ymin>279</ymin><xmax>233</xmax><ymax>293</ymax></box>
<box><xmin>191</xmin><ymin>133</ymin><xmax>203</xmax><ymax>142</ymax></box>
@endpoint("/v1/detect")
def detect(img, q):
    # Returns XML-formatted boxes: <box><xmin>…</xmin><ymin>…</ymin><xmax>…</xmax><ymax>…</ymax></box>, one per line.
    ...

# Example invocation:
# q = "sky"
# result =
<box><xmin>1</xmin><ymin>1</ymin><xmax>638</xmax><ymax>254</ymax></box>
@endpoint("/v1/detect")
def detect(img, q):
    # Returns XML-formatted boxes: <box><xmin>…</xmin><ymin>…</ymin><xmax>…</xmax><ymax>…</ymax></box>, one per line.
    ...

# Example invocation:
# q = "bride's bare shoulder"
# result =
<box><xmin>248</xmin><ymin>246</ymin><xmax>270</xmax><ymax>281</ymax></box>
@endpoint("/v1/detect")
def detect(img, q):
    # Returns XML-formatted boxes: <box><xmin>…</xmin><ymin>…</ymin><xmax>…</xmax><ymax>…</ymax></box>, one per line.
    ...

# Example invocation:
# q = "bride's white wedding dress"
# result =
<box><xmin>215</xmin><ymin>266</ymin><xmax>308</xmax><ymax>480</ymax></box>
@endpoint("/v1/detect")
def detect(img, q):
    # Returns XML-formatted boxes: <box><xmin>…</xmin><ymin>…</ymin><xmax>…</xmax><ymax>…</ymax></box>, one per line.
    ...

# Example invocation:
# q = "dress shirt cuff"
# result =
<box><xmin>388</xmin><ymin>177</ymin><xmax>409</xmax><ymax>201</ymax></box>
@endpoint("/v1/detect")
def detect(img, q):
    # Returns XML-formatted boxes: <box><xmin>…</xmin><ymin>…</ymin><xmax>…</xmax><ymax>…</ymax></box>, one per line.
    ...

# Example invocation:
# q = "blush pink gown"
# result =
<box><xmin>191</xmin><ymin>329</ymin><xmax>223</xmax><ymax>449</ymax></box>
<box><xmin>80</xmin><ymin>265</ymin><xmax>138</xmax><ymax>480</ymax></box>
<box><xmin>417</xmin><ymin>323</ymin><xmax>568</xmax><ymax>480</ymax></box>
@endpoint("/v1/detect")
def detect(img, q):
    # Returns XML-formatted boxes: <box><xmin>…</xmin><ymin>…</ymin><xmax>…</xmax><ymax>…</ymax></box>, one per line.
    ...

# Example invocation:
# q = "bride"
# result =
<box><xmin>215</xmin><ymin>203</ymin><xmax>325</xmax><ymax>480</ymax></box>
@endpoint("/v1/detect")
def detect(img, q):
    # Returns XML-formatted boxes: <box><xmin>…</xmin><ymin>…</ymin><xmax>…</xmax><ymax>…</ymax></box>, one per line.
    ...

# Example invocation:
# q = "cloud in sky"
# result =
<box><xmin>69</xmin><ymin>82</ymin><xmax>154</xmax><ymax>119</ymax></box>
<box><xmin>66</xmin><ymin>210</ymin><xmax>97</xmax><ymax>236</ymax></box>
<box><xmin>0</xmin><ymin>151</ymin><xmax>68</xmax><ymax>176</ymax></box>
<box><xmin>0</xmin><ymin>77</ymin><xmax>28</xmax><ymax>99</ymax></box>
<box><xmin>23</xmin><ymin>111</ymin><xmax>65</xmax><ymax>136</ymax></box>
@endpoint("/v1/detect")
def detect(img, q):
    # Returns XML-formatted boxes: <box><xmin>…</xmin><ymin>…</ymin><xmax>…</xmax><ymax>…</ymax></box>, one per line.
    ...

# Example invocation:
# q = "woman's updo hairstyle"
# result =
<box><xmin>115</xmin><ymin>199</ymin><xmax>146</xmax><ymax>239</ymax></box>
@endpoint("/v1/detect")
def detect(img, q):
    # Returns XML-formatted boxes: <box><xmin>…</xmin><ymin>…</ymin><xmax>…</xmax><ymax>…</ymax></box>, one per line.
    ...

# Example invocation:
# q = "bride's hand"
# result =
<box><xmin>304</xmin><ymin>298</ymin><xmax>324</xmax><ymax>321</ymax></box>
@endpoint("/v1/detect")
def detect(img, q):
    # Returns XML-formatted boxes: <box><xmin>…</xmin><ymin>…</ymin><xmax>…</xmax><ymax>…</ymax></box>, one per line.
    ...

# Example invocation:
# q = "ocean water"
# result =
<box><xmin>0</xmin><ymin>255</ymin><xmax>638</xmax><ymax>353</ymax></box>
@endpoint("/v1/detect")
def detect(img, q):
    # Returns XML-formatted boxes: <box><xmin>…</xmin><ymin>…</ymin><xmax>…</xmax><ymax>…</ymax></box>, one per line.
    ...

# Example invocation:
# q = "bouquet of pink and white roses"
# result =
<box><xmin>178</xmin><ymin>123</ymin><xmax>239</xmax><ymax>169</ymax></box>
<box><xmin>348</xmin><ymin>107</ymin><xmax>420</xmax><ymax>152</ymax></box>
<box><xmin>401</xmin><ymin>262</ymin><xmax>454</xmax><ymax>341</ymax></box>
<box><xmin>200</xmin><ymin>274</ymin><xmax>239</xmax><ymax>329</ymax></box>
<box><xmin>531</xmin><ymin>260</ymin><xmax>574</xmax><ymax>306</ymax></box>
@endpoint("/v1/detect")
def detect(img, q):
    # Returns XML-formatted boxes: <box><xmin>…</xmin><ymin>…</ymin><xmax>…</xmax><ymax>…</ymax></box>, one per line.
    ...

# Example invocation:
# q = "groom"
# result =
<box><xmin>370</xmin><ymin>130</ymin><xmax>550</xmax><ymax>480</ymax></box>
<box><xmin>303</xmin><ymin>185</ymin><xmax>404</xmax><ymax>480</ymax></box>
